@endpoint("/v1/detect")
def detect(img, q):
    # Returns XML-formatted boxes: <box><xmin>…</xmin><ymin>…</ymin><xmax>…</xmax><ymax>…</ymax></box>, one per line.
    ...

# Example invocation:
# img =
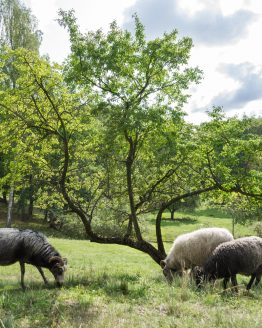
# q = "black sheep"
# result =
<box><xmin>0</xmin><ymin>228</ymin><xmax>67</xmax><ymax>289</ymax></box>
<box><xmin>196</xmin><ymin>236</ymin><xmax>262</xmax><ymax>291</ymax></box>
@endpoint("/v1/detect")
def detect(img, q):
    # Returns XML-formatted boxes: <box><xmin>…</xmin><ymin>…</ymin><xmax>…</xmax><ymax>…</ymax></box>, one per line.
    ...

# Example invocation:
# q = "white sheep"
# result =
<box><xmin>160</xmin><ymin>227</ymin><xmax>233</xmax><ymax>282</ymax></box>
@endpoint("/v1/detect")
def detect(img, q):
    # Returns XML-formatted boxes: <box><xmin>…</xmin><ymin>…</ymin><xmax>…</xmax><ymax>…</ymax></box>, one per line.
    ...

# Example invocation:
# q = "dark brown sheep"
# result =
<box><xmin>197</xmin><ymin>236</ymin><xmax>262</xmax><ymax>291</ymax></box>
<box><xmin>0</xmin><ymin>228</ymin><xmax>67</xmax><ymax>289</ymax></box>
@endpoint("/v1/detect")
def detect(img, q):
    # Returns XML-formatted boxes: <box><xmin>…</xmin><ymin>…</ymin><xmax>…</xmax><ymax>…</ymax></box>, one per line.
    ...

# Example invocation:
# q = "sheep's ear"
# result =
<box><xmin>160</xmin><ymin>260</ymin><xmax>166</xmax><ymax>269</ymax></box>
<box><xmin>63</xmin><ymin>258</ymin><xmax>68</xmax><ymax>266</ymax></box>
<box><xmin>49</xmin><ymin>256</ymin><xmax>61</xmax><ymax>264</ymax></box>
<box><xmin>49</xmin><ymin>256</ymin><xmax>64</xmax><ymax>266</ymax></box>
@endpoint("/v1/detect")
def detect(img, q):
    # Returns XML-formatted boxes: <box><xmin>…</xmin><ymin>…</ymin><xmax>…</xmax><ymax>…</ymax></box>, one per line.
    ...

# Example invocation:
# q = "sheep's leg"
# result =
<box><xmin>19</xmin><ymin>261</ymin><xmax>26</xmax><ymax>290</ymax></box>
<box><xmin>223</xmin><ymin>277</ymin><xmax>229</xmax><ymax>290</ymax></box>
<box><xmin>246</xmin><ymin>274</ymin><xmax>256</xmax><ymax>290</ymax></box>
<box><xmin>36</xmin><ymin>266</ymin><xmax>48</xmax><ymax>285</ymax></box>
<box><xmin>255</xmin><ymin>274</ymin><xmax>261</xmax><ymax>286</ymax></box>
<box><xmin>231</xmin><ymin>275</ymin><xmax>238</xmax><ymax>293</ymax></box>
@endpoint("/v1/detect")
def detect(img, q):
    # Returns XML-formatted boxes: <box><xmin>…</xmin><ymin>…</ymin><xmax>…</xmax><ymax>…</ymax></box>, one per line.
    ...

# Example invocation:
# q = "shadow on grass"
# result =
<box><xmin>0</xmin><ymin>217</ymin><xmax>87</xmax><ymax>240</ymax></box>
<box><xmin>0</xmin><ymin>281</ymin><xmax>60</xmax><ymax>294</ymax></box>
<box><xmin>0</xmin><ymin>274</ymin><xmax>148</xmax><ymax>308</ymax></box>
<box><xmin>150</xmin><ymin>217</ymin><xmax>198</xmax><ymax>227</ymax></box>
<box><xmin>66</xmin><ymin>271</ymin><xmax>148</xmax><ymax>300</ymax></box>
<box><xmin>0</xmin><ymin>282</ymin><xmax>61</xmax><ymax>327</ymax></box>
<box><xmin>192</xmin><ymin>207</ymin><xmax>232</xmax><ymax>219</ymax></box>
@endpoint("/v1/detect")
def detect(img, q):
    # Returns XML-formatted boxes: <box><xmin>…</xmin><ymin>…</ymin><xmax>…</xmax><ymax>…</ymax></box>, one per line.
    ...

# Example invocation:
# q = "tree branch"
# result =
<box><xmin>155</xmin><ymin>185</ymin><xmax>218</xmax><ymax>255</ymax></box>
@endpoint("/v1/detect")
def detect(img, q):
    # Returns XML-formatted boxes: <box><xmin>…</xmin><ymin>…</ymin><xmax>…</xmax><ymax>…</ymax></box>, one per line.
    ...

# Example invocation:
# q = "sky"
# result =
<box><xmin>23</xmin><ymin>0</ymin><xmax>262</xmax><ymax>123</ymax></box>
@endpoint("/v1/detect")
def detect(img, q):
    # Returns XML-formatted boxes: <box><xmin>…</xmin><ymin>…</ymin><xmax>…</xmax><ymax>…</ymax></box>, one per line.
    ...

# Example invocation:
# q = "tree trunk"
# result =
<box><xmin>27</xmin><ymin>174</ymin><xmax>34</xmax><ymax>220</ymax></box>
<box><xmin>28</xmin><ymin>197</ymin><xmax>34</xmax><ymax>220</ymax></box>
<box><xmin>232</xmin><ymin>217</ymin><xmax>235</xmax><ymax>238</ymax></box>
<box><xmin>43</xmin><ymin>208</ymin><xmax>48</xmax><ymax>221</ymax></box>
<box><xmin>125</xmin><ymin>133</ymin><xmax>143</xmax><ymax>241</ymax></box>
<box><xmin>0</xmin><ymin>190</ymin><xmax>8</xmax><ymax>204</ymax></box>
<box><xmin>6</xmin><ymin>186</ymin><xmax>14</xmax><ymax>227</ymax></box>
<box><xmin>170</xmin><ymin>208</ymin><xmax>175</xmax><ymax>220</ymax></box>
<box><xmin>16</xmin><ymin>189</ymin><xmax>27</xmax><ymax>221</ymax></box>
<box><xmin>156</xmin><ymin>206</ymin><xmax>166</xmax><ymax>255</ymax></box>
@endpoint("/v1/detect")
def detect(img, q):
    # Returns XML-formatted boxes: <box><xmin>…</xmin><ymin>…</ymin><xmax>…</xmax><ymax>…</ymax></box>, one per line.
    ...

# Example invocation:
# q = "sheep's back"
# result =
<box><xmin>205</xmin><ymin>236</ymin><xmax>262</xmax><ymax>277</ymax></box>
<box><xmin>20</xmin><ymin>230</ymin><xmax>59</xmax><ymax>264</ymax></box>
<box><xmin>0</xmin><ymin>228</ymin><xmax>58</xmax><ymax>266</ymax></box>
<box><xmin>0</xmin><ymin>228</ymin><xmax>25</xmax><ymax>264</ymax></box>
<box><xmin>166</xmin><ymin>228</ymin><xmax>233</xmax><ymax>269</ymax></box>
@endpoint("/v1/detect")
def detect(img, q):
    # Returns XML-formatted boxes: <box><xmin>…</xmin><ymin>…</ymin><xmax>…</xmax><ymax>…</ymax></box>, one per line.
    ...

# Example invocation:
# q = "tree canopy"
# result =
<box><xmin>0</xmin><ymin>0</ymin><xmax>42</xmax><ymax>225</ymax></box>
<box><xmin>0</xmin><ymin>0</ymin><xmax>42</xmax><ymax>50</ymax></box>
<box><xmin>0</xmin><ymin>12</ymin><xmax>261</xmax><ymax>263</ymax></box>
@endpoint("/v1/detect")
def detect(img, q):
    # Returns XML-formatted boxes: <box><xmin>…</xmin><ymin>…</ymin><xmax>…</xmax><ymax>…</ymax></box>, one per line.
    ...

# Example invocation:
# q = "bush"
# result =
<box><xmin>253</xmin><ymin>222</ymin><xmax>262</xmax><ymax>237</ymax></box>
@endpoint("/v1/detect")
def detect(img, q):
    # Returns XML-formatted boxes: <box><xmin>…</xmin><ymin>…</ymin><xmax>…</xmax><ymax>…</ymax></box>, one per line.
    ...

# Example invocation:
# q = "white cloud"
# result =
<box><xmin>23</xmin><ymin>0</ymin><xmax>136</xmax><ymax>62</ymax></box>
<box><xmin>123</xmin><ymin>0</ymin><xmax>257</xmax><ymax>45</ymax></box>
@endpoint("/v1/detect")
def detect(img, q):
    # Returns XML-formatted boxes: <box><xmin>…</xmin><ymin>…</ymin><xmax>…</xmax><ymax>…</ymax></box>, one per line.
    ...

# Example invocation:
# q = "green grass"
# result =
<box><xmin>0</xmin><ymin>207</ymin><xmax>261</xmax><ymax>327</ymax></box>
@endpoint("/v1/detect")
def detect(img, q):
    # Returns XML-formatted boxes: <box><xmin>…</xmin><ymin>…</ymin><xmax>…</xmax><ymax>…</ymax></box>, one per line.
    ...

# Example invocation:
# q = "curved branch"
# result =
<box><xmin>155</xmin><ymin>185</ymin><xmax>218</xmax><ymax>255</ymax></box>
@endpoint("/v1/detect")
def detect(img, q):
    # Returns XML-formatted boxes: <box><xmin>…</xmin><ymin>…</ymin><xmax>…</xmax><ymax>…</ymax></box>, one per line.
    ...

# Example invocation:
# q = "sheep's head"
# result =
<box><xmin>49</xmin><ymin>256</ymin><xmax>67</xmax><ymax>287</ymax></box>
<box><xmin>160</xmin><ymin>260</ymin><xmax>178</xmax><ymax>283</ymax></box>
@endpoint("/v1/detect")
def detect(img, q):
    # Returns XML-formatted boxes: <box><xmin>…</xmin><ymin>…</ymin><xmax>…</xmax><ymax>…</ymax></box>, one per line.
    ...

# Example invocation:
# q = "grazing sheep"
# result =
<box><xmin>160</xmin><ymin>227</ymin><xmax>233</xmax><ymax>282</ymax></box>
<box><xmin>0</xmin><ymin>228</ymin><xmax>67</xmax><ymax>289</ymax></box>
<box><xmin>198</xmin><ymin>236</ymin><xmax>262</xmax><ymax>291</ymax></box>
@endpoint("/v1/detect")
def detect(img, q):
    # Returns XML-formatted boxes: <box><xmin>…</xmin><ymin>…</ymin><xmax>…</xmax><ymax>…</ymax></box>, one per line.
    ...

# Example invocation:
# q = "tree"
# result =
<box><xmin>201</xmin><ymin>113</ymin><xmax>262</xmax><ymax>234</ymax></box>
<box><xmin>166</xmin><ymin>196</ymin><xmax>199</xmax><ymax>221</ymax></box>
<box><xmin>196</xmin><ymin>108</ymin><xmax>261</xmax><ymax>198</ymax></box>
<box><xmin>58</xmin><ymin>12</ymin><xmax>206</xmax><ymax>260</ymax></box>
<box><xmin>0</xmin><ymin>17</ymin><xmax>261</xmax><ymax>264</ymax></box>
<box><xmin>0</xmin><ymin>0</ymin><xmax>42</xmax><ymax>50</ymax></box>
<box><xmin>0</xmin><ymin>0</ymin><xmax>42</xmax><ymax>226</ymax></box>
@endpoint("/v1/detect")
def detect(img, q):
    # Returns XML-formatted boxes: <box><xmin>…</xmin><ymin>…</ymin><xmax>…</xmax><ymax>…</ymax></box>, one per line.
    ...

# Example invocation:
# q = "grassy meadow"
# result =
<box><xmin>0</xmin><ymin>207</ymin><xmax>262</xmax><ymax>328</ymax></box>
